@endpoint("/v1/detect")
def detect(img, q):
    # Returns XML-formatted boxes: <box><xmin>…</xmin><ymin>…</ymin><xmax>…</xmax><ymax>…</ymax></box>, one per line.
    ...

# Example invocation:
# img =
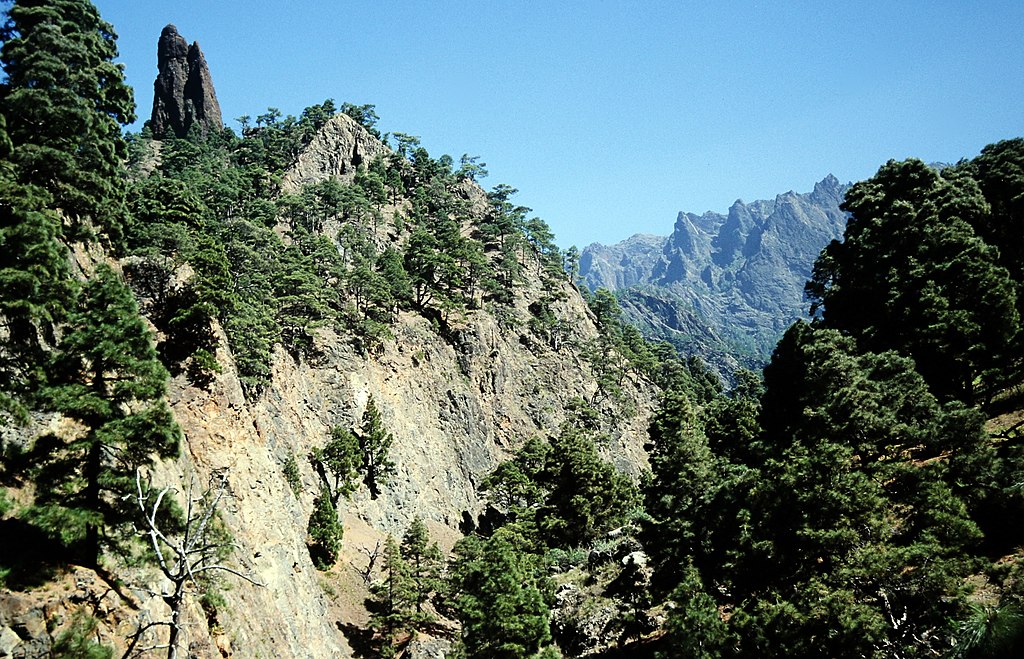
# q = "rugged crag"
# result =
<box><xmin>580</xmin><ymin>175</ymin><xmax>850</xmax><ymax>376</ymax></box>
<box><xmin>150</xmin><ymin>24</ymin><xmax>223</xmax><ymax>138</ymax></box>
<box><xmin>0</xmin><ymin>112</ymin><xmax>656</xmax><ymax>658</ymax></box>
<box><xmin>0</xmin><ymin>17</ymin><xmax>659</xmax><ymax>653</ymax></box>
<box><xmin>281</xmin><ymin>114</ymin><xmax>391</xmax><ymax>190</ymax></box>
<box><xmin>577</xmin><ymin>233</ymin><xmax>665</xmax><ymax>291</ymax></box>
<box><xmin>160</xmin><ymin>116</ymin><xmax>655</xmax><ymax>658</ymax></box>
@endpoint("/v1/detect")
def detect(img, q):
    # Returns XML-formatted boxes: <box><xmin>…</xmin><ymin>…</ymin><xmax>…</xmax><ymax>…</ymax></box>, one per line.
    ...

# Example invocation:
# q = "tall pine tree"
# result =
<box><xmin>807</xmin><ymin>159</ymin><xmax>1018</xmax><ymax>403</ymax></box>
<box><xmin>448</xmin><ymin>531</ymin><xmax>552</xmax><ymax>659</ymax></box>
<box><xmin>0</xmin><ymin>114</ymin><xmax>71</xmax><ymax>422</ymax></box>
<box><xmin>0</xmin><ymin>0</ymin><xmax>136</xmax><ymax>240</ymax></box>
<box><xmin>26</xmin><ymin>265</ymin><xmax>180</xmax><ymax>565</ymax></box>
<box><xmin>359</xmin><ymin>395</ymin><xmax>396</xmax><ymax>499</ymax></box>
<box><xmin>400</xmin><ymin>516</ymin><xmax>442</xmax><ymax>619</ymax></box>
<box><xmin>369</xmin><ymin>534</ymin><xmax>416</xmax><ymax>652</ymax></box>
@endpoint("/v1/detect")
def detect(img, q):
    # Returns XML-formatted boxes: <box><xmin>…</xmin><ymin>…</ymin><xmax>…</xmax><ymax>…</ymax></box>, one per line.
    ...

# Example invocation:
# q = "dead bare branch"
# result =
<box><xmin>132</xmin><ymin>468</ymin><xmax>264</xmax><ymax>659</ymax></box>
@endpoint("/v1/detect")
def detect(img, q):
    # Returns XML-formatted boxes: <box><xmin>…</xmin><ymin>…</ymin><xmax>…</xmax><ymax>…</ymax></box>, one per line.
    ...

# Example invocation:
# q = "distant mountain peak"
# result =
<box><xmin>579</xmin><ymin>175</ymin><xmax>851</xmax><ymax>376</ymax></box>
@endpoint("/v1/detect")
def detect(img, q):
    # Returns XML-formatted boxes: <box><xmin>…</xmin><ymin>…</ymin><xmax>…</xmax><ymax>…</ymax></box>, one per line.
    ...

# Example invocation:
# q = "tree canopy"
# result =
<box><xmin>1</xmin><ymin>0</ymin><xmax>180</xmax><ymax>571</ymax></box>
<box><xmin>807</xmin><ymin>158</ymin><xmax>1018</xmax><ymax>403</ymax></box>
<box><xmin>0</xmin><ymin>0</ymin><xmax>136</xmax><ymax>238</ymax></box>
<box><xmin>26</xmin><ymin>265</ymin><xmax>180</xmax><ymax>565</ymax></box>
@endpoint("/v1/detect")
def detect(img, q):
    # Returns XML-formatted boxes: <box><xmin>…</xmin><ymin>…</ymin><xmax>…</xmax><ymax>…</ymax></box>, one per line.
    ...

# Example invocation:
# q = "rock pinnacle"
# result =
<box><xmin>150</xmin><ymin>24</ymin><xmax>223</xmax><ymax>138</ymax></box>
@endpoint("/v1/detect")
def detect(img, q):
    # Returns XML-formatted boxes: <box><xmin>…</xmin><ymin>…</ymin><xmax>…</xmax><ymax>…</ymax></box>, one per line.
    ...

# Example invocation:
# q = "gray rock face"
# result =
<box><xmin>150</xmin><ymin>24</ymin><xmax>223</xmax><ymax>138</ymax></box>
<box><xmin>126</xmin><ymin>114</ymin><xmax>654</xmax><ymax>659</ymax></box>
<box><xmin>280</xmin><ymin>113</ymin><xmax>392</xmax><ymax>191</ymax></box>
<box><xmin>580</xmin><ymin>175</ymin><xmax>850</xmax><ymax>375</ymax></box>
<box><xmin>578</xmin><ymin>234</ymin><xmax>665</xmax><ymax>290</ymax></box>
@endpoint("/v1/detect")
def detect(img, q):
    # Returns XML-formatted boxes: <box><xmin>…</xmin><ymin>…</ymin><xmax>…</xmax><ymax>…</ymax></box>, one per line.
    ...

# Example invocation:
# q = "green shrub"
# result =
<box><xmin>307</xmin><ymin>486</ymin><xmax>343</xmax><ymax>569</ymax></box>
<box><xmin>283</xmin><ymin>453</ymin><xmax>302</xmax><ymax>497</ymax></box>
<box><xmin>51</xmin><ymin>611</ymin><xmax>113</xmax><ymax>659</ymax></box>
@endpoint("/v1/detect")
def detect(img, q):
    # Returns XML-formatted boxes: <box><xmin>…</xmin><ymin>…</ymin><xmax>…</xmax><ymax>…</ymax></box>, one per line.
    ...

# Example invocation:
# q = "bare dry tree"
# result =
<box><xmin>354</xmin><ymin>539</ymin><xmax>383</xmax><ymax>585</ymax></box>
<box><xmin>124</xmin><ymin>468</ymin><xmax>264</xmax><ymax>659</ymax></box>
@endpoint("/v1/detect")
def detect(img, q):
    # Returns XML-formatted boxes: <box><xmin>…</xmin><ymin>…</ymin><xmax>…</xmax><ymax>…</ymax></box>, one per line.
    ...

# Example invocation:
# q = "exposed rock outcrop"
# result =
<box><xmin>281</xmin><ymin>113</ymin><xmax>392</xmax><ymax>191</ymax></box>
<box><xmin>580</xmin><ymin>175</ymin><xmax>850</xmax><ymax>376</ymax></box>
<box><xmin>95</xmin><ymin>108</ymin><xmax>649</xmax><ymax>658</ymax></box>
<box><xmin>3</xmin><ymin>50</ymin><xmax>657</xmax><ymax>657</ymax></box>
<box><xmin>156</xmin><ymin>108</ymin><xmax>655</xmax><ymax>656</ymax></box>
<box><xmin>150</xmin><ymin>24</ymin><xmax>223</xmax><ymax>138</ymax></box>
<box><xmin>578</xmin><ymin>234</ymin><xmax>665</xmax><ymax>291</ymax></box>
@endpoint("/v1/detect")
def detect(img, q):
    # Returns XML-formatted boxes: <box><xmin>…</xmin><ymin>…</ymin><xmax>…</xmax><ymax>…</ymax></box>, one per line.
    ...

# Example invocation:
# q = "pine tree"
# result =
<box><xmin>960</xmin><ymin>138</ymin><xmax>1024</xmax><ymax>386</ymax></box>
<box><xmin>377</xmin><ymin>247</ymin><xmax>411</xmax><ymax>316</ymax></box>
<box><xmin>449</xmin><ymin>531</ymin><xmax>552</xmax><ymax>659</ymax></box>
<box><xmin>26</xmin><ymin>264</ymin><xmax>180</xmax><ymax>565</ymax></box>
<box><xmin>404</xmin><ymin>226</ymin><xmax>444</xmax><ymax>310</ymax></box>
<box><xmin>369</xmin><ymin>534</ymin><xmax>415</xmax><ymax>646</ymax></box>
<box><xmin>0</xmin><ymin>0</ymin><xmax>136</xmax><ymax>239</ymax></box>
<box><xmin>400</xmin><ymin>517</ymin><xmax>443</xmax><ymax>618</ymax></box>
<box><xmin>359</xmin><ymin>395</ymin><xmax>396</xmax><ymax>499</ymax></box>
<box><xmin>806</xmin><ymin>159</ymin><xmax>1018</xmax><ymax>403</ymax></box>
<box><xmin>723</xmin><ymin>322</ymin><xmax>986</xmax><ymax>655</ymax></box>
<box><xmin>538</xmin><ymin>425</ymin><xmax>639</xmax><ymax>547</ymax></box>
<box><xmin>963</xmin><ymin>138</ymin><xmax>1024</xmax><ymax>283</ymax></box>
<box><xmin>0</xmin><ymin>157</ymin><xmax>71</xmax><ymax>422</ymax></box>
<box><xmin>275</xmin><ymin>242</ymin><xmax>334</xmax><ymax>360</ymax></box>
<box><xmin>311</xmin><ymin>426</ymin><xmax>361</xmax><ymax>504</ymax></box>
<box><xmin>307</xmin><ymin>485</ymin><xmax>343</xmax><ymax>570</ymax></box>
<box><xmin>660</xmin><ymin>565</ymin><xmax>732</xmax><ymax>659</ymax></box>
<box><xmin>480</xmin><ymin>437</ymin><xmax>549</xmax><ymax>517</ymax></box>
<box><xmin>642</xmin><ymin>389</ymin><xmax>718</xmax><ymax>590</ymax></box>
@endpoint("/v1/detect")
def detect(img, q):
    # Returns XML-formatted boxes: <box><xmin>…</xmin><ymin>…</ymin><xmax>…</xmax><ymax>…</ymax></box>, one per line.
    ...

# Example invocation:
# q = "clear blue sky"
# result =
<box><xmin>93</xmin><ymin>0</ymin><xmax>1024</xmax><ymax>249</ymax></box>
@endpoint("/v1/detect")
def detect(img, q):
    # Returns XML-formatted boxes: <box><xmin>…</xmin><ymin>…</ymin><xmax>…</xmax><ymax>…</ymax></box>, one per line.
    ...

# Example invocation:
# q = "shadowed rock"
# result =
<box><xmin>150</xmin><ymin>24</ymin><xmax>223</xmax><ymax>138</ymax></box>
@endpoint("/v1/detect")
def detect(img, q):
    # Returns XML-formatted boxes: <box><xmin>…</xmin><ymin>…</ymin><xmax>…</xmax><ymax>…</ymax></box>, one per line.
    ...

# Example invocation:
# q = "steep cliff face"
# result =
<box><xmin>149</xmin><ymin>115</ymin><xmax>654</xmax><ymax>657</ymax></box>
<box><xmin>150</xmin><ymin>25</ymin><xmax>223</xmax><ymax>138</ymax></box>
<box><xmin>281</xmin><ymin>114</ymin><xmax>391</xmax><ymax>190</ymax></box>
<box><xmin>1</xmin><ymin>106</ymin><xmax>655</xmax><ymax>658</ymax></box>
<box><xmin>578</xmin><ymin>234</ymin><xmax>665</xmax><ymax>290</ymax></box>
<box><xmin>580</xmin><ymin>175</ymin><xmax>850</xmax><ymax>374</ymax></box>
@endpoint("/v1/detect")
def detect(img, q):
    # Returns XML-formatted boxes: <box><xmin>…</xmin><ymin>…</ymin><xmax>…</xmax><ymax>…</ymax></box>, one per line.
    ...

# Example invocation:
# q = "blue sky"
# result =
<box><xmin>93</xmin><ymin>1</ymin><xmax>1024</xmax><ymax>248</ymax></box>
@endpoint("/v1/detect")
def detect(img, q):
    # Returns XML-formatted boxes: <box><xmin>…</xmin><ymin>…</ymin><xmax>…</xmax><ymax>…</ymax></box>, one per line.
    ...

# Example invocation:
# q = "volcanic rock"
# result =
<box><xmin>150</xmin><ymin>24</ymin><xmax>223</xmax><ymax>138</ymax></box>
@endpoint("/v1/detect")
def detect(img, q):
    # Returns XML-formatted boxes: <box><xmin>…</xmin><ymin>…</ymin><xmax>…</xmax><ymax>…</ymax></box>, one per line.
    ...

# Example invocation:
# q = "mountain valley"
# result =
<box><xmin>2</xmin><ymin>5</ymin><xmax>1024</xmax><ymax>659</ymax></box>
<box><xmin>580</xmin><ymin>175</ymin><xmax>850</xmax><ymax>377</ymax></box>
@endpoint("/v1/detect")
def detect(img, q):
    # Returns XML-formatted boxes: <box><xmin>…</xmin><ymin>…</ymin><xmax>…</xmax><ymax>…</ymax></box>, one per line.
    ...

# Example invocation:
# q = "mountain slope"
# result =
<box><xmin>141</xmin><ymin>114</ymin><xmax>659</xmax><ymax>657</ymax></box>
<box><xmin>1</xmin><ymin>110</ymin><xmax>657</xmax><ymax>658</ymax></box>
<box><xmin>580</xmin><ymin>175</ymin><xmax>850</xmax><ymax>374</ymax></box>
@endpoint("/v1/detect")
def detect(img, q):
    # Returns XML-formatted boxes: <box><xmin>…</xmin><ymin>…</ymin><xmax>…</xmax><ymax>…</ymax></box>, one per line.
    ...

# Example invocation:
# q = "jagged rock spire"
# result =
<box><xmin>150</xmin><ymin>24</ymin><xmax>223</xmax><ymax>138</ymax></box>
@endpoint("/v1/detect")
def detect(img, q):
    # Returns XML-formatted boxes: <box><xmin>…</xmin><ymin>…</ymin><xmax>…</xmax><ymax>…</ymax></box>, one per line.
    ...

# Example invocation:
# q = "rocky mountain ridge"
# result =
<box><xmin>165</xmin><ymin>115</ymin><xmax>656</xmax><ymax>658</ymax></box>
<box><xmin>580</xmin><ymin>175</ymin><xmax>850</xmax><ymax>374</ymax></box>
<box><xmin>1</xmin><ymin>112</ymin><xmax>656</xmax><ymax>658</ymax></box>
<box><xmin>5</xmin><ymin>6</ymin><xmax>1023</xmax><ymax>658</ymax></box>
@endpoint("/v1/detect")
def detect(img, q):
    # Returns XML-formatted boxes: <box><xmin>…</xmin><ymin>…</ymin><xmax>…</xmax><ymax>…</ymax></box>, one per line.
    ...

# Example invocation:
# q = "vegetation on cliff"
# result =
<box><xmin>2</xmin><ymin>1</ymin><xmax>1024</xmax><ymax>658</ymax></box>
<box><xmin>1</xmin><ymin>0</ymin><xmax>181</xmax><ymax>573</ymax></box>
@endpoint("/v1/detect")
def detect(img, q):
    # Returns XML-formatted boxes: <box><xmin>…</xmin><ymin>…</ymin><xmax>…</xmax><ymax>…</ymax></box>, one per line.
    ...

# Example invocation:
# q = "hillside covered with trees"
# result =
<box><xmin>2</xmin><ymin>2</ymin><xmax>1024</xmax><ymax>658</ymax></box>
